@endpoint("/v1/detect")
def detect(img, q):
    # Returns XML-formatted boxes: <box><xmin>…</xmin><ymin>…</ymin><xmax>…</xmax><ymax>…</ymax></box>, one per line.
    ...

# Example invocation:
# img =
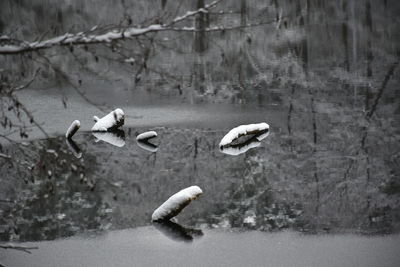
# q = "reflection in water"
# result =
<box><xmin>92</xmin><ymin>130</ymin><xmax>125</xmax><ymax>147</ymax></box>
<box><xmin>136</xmin><ymin>138</ymin><xmax>158</xmax><ymax>153</ymax></box>
<box><xmin>65</xmin><ymin>138</ymin><xmax>82</xmax><ymax>158</ymax></box>
<box><xmin>220</xmin><ymin>129</ymin><xmax>269</xmax><ymax>156</ymax></box>
<box><xmin>1</xmin><ymin>113</ymin><xmax>399</xmax><ymax>243</ymax></box>
<box><xmin>136</xmin><ymin>130</ymin><xmax>158</xmax><ymax>152</ymax></box>
<box><xmin>0</xmin><ymin>0</ymin><xmax>399</xmax><ymax>244</ymax></box>
<box><xmin>153</xmin><ymin>221</ymin><xmax>203</xmax><ymax>243</ymax></box>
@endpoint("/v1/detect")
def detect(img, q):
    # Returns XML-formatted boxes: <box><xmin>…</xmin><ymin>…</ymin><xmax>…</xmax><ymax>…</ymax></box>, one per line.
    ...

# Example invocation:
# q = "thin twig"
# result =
<box><xmin>0</xmin><ymin>244</ymin><xmax>39</xmax><ymax>254</ymax></box>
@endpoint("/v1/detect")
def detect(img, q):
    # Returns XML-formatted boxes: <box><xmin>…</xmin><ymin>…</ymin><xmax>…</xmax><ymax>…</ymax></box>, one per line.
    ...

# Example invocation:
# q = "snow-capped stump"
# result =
<box><xmin>219</xmin><ymin>128</ymin><xmax>270</xmax><ymax>156</ymax></box>
<box><xmin>65</xmin><ymin>120</ymin><xmax>80</xmax><ymax>139</ymax></box>
<box><xmin>91</xmin><ymin>108</ymin><xmax>124</xmax><ymax>132</ymax></box>
<box><xmin>219</xmin><ymin>122</ymin><xmax>269</xmax><ymax>149</ymax></box>
<box><xmin>136</xmin><ymin>130</ymin><xmax>157</xmax><ymax>141</ymax></box>
<box><xmin>65</xmin><ymin>138</ymin><xmax>82</xmax><ymax>159</ymax></box>
<box><xmin>92</xmin><ymin>130</ymin><xmax>125</xmax><ymax>147</ymax></box>
<box><xmin>151</xmin><ymin>186</ymin><xmax>203</xmax><ymax>222</ymax></box>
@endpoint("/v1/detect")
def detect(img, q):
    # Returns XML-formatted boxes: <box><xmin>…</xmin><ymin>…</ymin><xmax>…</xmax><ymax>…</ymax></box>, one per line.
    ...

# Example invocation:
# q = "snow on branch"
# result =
<box><xmin>168</xmin><ymin>0</ymin><xmax>223</xmax><ymax>25</ymax></box>
<box><xmin>0</xmin><ymin>0</ymin><xmax>224</xmax><ymax>54</ymax></box>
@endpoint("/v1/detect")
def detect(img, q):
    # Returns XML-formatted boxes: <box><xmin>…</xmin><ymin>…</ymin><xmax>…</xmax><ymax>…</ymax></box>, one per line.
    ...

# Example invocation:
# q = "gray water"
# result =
<box><xmin>1</xmin><ymin>0</ymin><xmax>400</xmax><ymax>266</ymax></box>
<box><xmin>2</xmin><ymin>227</ymin><xmax>400</xmax><ymax>267</ymax></box>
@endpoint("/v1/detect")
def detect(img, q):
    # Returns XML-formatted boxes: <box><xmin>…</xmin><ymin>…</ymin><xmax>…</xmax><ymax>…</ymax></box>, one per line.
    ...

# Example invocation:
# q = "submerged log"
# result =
<box><xmin>65</xmin><ymin>120</ymin><xmax>80</xmax><ymax>139</ymax></box>
<box><xmin>219</xmin><ymin>122</ymin><xmax>269</xmax><ymax>149</ymax></box>
<box><xmin>91</xmin><ymin>108</ymin><xmax>124</xmax><ymax>132</ymax></box>
<box><xmin>152</xmin><ymin>186</ymin><xmax>203</xmax><ymax>221</ymax></box>
<box><xmin>136</xmin><ymin>130</ymin><xmax>157</xmax><ymax>141</ymax></box>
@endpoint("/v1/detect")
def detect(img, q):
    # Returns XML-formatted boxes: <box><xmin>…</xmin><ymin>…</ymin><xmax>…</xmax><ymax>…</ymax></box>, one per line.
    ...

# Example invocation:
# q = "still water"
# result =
<box><xmin>2</xmin><ymin>227</ymin><xmax>400</xmax><ymax>267</ymax></box>
<box><xmin>1</xmin><ymin>0</ymin><xmax>400</xmax><ymax>266</ymax></box>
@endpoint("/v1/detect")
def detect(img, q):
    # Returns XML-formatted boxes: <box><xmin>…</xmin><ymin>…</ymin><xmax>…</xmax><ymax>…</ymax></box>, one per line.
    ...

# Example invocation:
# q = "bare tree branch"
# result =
<box><xmin>0</xmin><ymin>244</ymin><xmax>39</xmax><ymax>254</ymax></box>
<box><xmin>12</xmin><ymin>68</ymin><xmax>41</xmax><ymax>92</ymax></box>
<box><xmin>0</xmin><ymin>0</ymin><xmax>224</xmax><ymax>55</ymax></box>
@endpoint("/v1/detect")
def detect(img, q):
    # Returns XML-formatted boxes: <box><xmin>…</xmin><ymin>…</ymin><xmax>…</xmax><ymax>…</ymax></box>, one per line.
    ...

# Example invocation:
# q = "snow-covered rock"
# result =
<box><xmin>136</xmin><ymin>131</ymin><xmax>157</xmax><ymax>141</ymax></box>
<box><xmin>151</xmin><ymin>186</ymin><xmax>203</xmax><ymax>221</ymax></box>
<box><xmin>65</xmin><ymin>120</ymin><xmax>80</xmax><ymax>139</ymax></box>
<box><xmin>91</xmin><ymin>109</ymin><xmax>124</xmax><ymax>132</ymax></box>
<box><xmin>219</xmin><ymin>123</ymin><xmax>269</xmax><ymax>148</ymax></box>
<box><xmin>92</xmin><ymin>130</ymin><xmax>125</xmax><ymax>147</ymax></box>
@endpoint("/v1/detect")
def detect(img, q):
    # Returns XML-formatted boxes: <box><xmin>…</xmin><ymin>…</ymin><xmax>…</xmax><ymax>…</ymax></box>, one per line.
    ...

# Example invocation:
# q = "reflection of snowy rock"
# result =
<box><xmin>153</xmin><ymin>220</ymin><xmax>203</xmax><ymax>243</ymax></box>
<box><xmin>136</xmin><ymin>131</ymin><xmax>158</xmax><ymax>152</ymax></box>
<box><xmin>137</xmin><ymin>139</ymin><xmax>158</xmax><ymax>153</ymax></box>
<box><xmin>152</xmin><ymin>186</ymin><xmax>203</xmax><ymax>221</ymax></box>
<box><xmin>136</xmin><ymin>131</ymin><xmax>157</xmax><ymax>141</ymax></box>
<box><xmin>91</xmin><ymin>108</ymin><xmax>124</xmax><ymax>132</ymax></box>
<box><xmin>65</xmin><ymin>138</ymin><xmax>82</xmax><ymax>158</ymax></box>
<box><xmin>219</xmin><ymin>123</ymin><xmax>269</xmax><ymax>148</ymax></box>
<box><xmin>92</xmin><ymin>130</ymin><xmax>125</xmax><ymax>147</ymax></box>
<box><xmin>219</xmin><ymin>128</ymin><xmax>269</xmax><ymax>156</ymax></box>
<box><xmin>220</xmin><ymin>138</ymin><xmax>261</xmax><ymax>156</ymax></box>
<box><xmin>65</xmin><ymin>120</ymin><xmax>80</xmax><ymax>139</ymax></box>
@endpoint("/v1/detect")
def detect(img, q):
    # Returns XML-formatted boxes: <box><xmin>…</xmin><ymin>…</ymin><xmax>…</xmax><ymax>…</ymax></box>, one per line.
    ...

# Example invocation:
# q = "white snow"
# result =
<box><xmin>91</xmin><ymin>108</ymin><xmax>124</xmax><ymax>132</ymax></box>
<box><xmin>91</xmin><ymin>132</ymin><xmax>125</xmax><ymax>147</ymax></box>
<box><xmin>124</xmin><ymin>57</ymin><xmax>135</xmax><ymax>63</ymax></box>
<box><xmin>243</xmin><ymin>211</ymin><xmax>256</xmax><ymax>226</ymax></box>
<box><xmin>151</xmin><ymin>186</ymin><xmax>203</xmax><ymax>221</ymax></box>
<box><xmin>136</xmin><ymin>131</ymin><xmax>157</xmax><ymax>141</ymax></box>
<box><xmin>219</xmin><ymin>122</ymin><xmax>269</xmax><ymax>148</ymax></box>
<box><xmin>65</xmin><ymin>120</ymin><xmax>80</xmax><ymax>139</ymax></box>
